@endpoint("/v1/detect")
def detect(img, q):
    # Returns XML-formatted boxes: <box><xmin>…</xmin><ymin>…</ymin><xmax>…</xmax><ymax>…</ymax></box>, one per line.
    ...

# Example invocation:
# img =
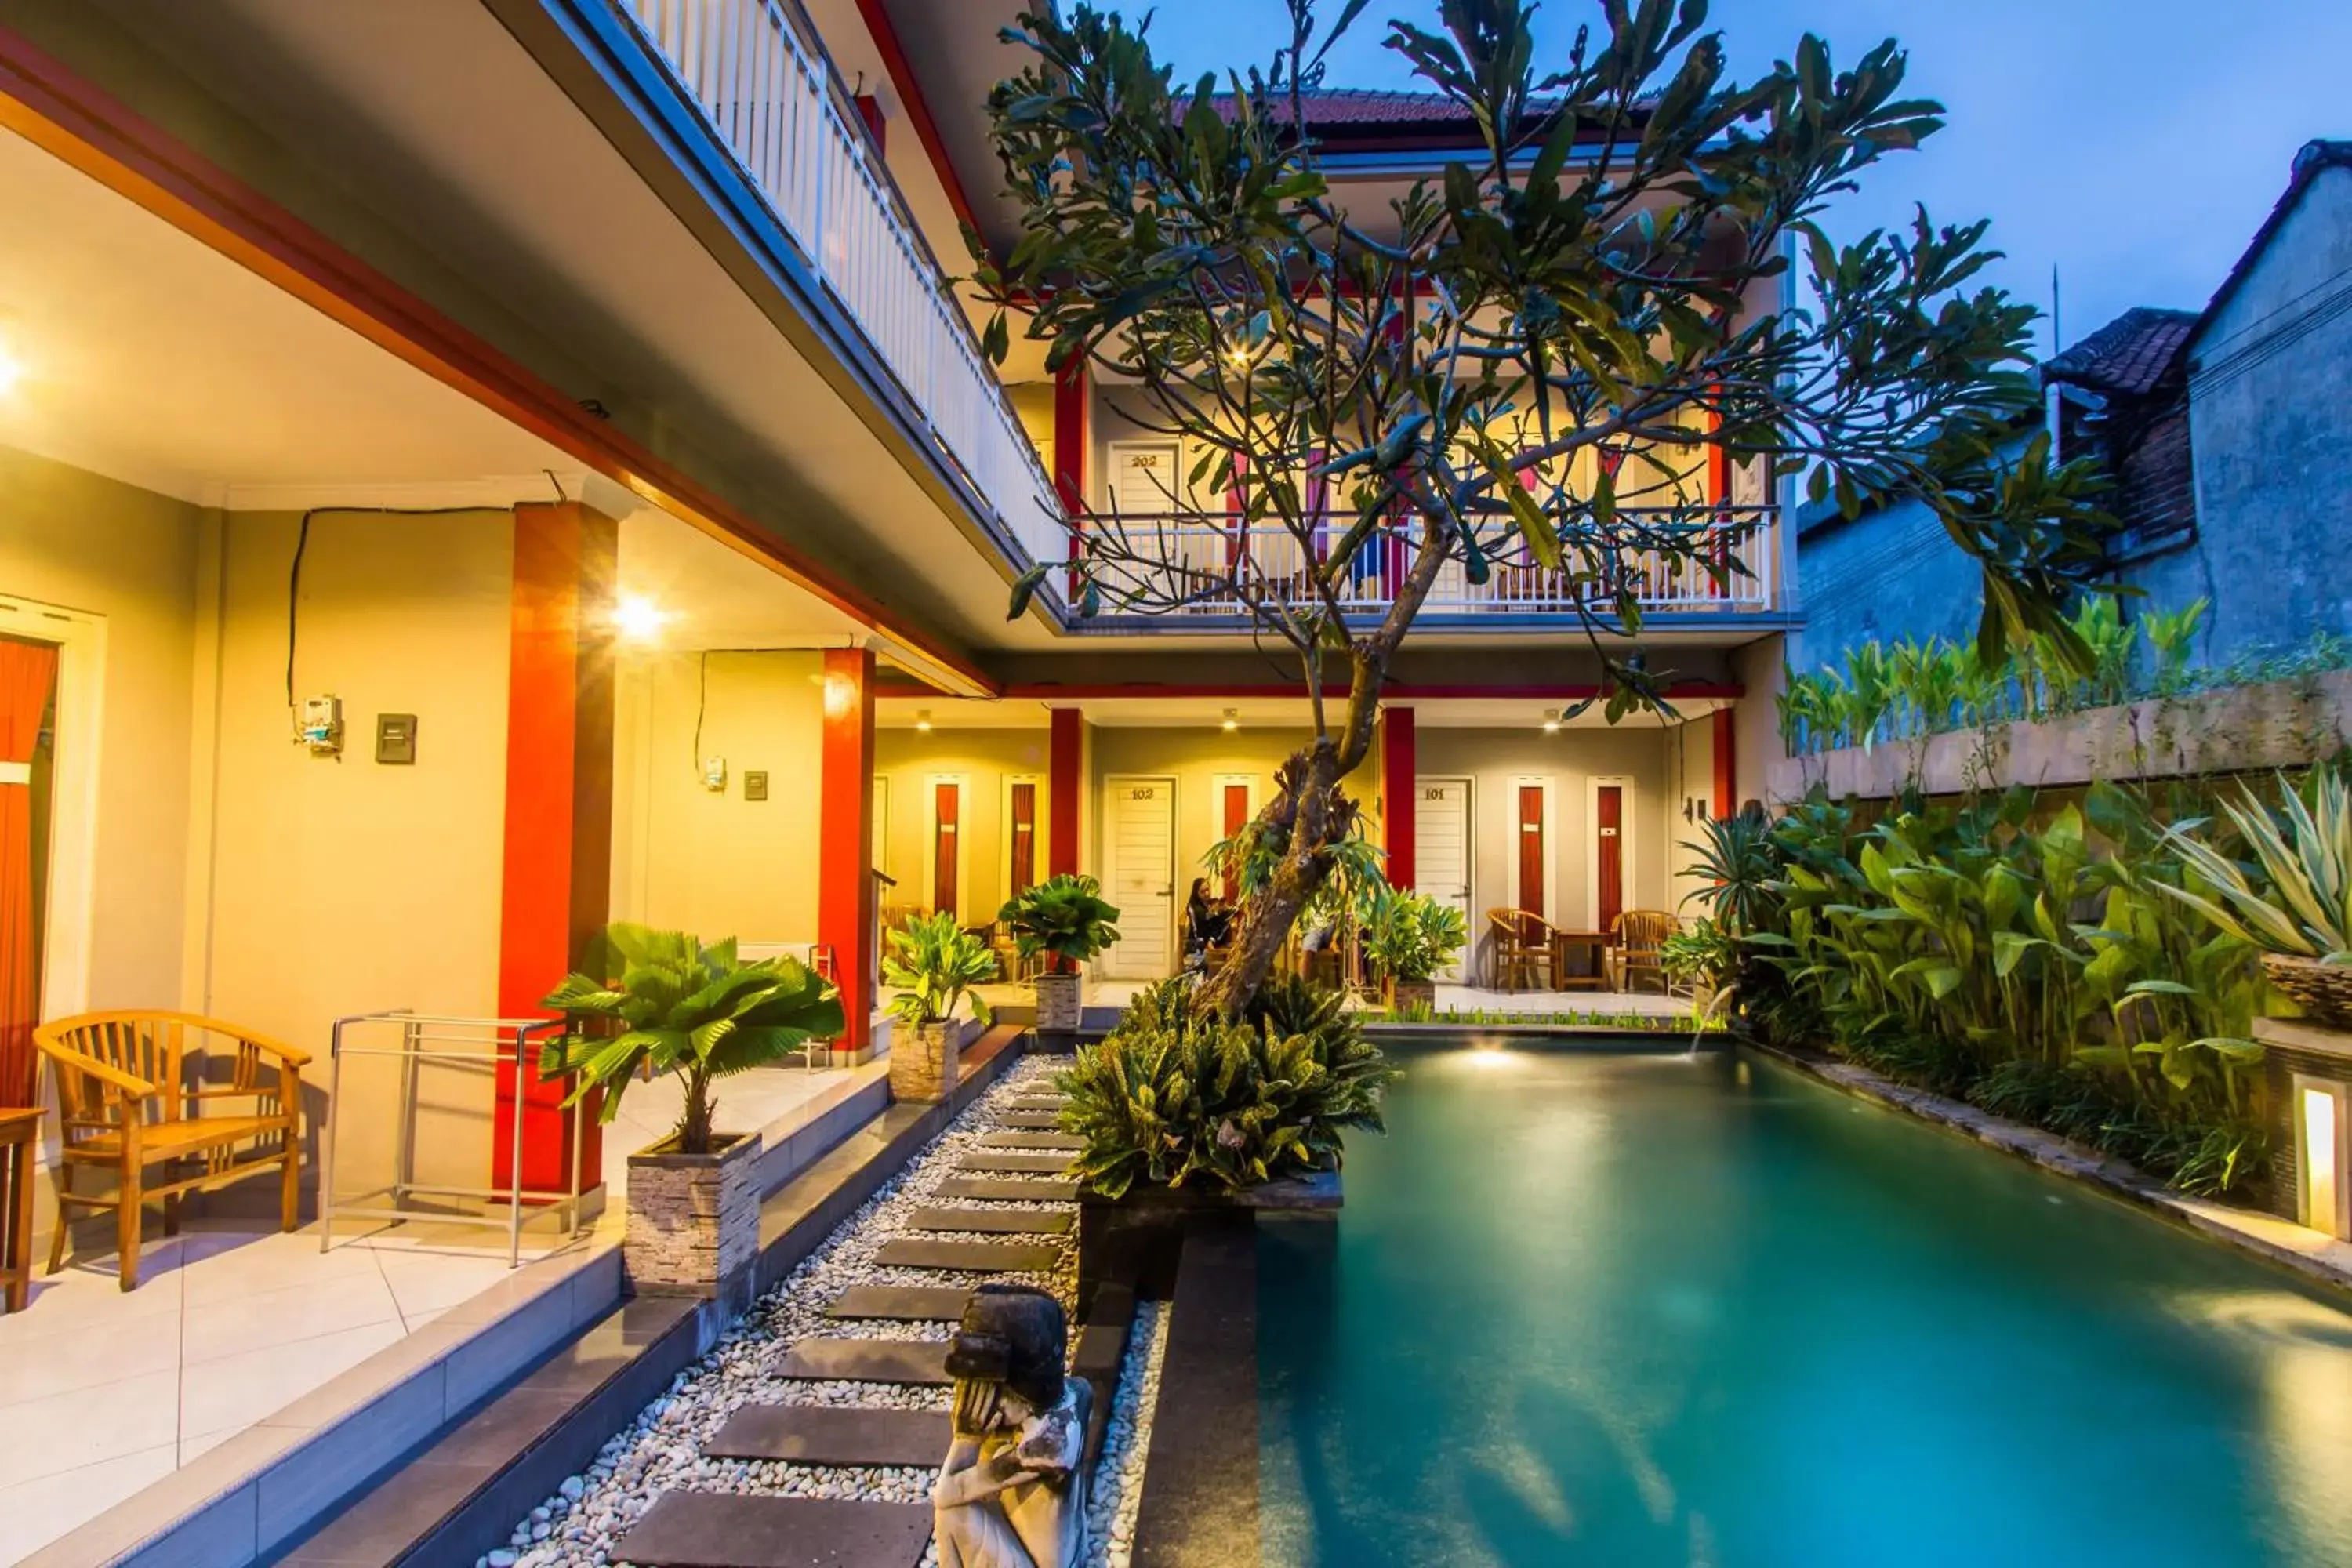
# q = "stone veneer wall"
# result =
<box><xmin>889</xmin><ymin>1020</ymin><xmax>960</xmax><ymax>1103</ymax></box>
<box><xmin>626</xmin><ymin>1134</ymin><xmax>761</xmax><ymax>1294</ymax></box>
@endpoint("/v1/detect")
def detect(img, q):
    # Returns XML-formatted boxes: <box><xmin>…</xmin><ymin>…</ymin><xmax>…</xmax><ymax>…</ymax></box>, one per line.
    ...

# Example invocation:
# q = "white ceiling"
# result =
<box><xmin>0</xmin><ymin>125</ymin><xmax>578</xmax><ymax>503</ymax></box>
<box><xmin>874</xmin><ymin>693</ymin><xmax>1728</xmax><ymax>730</ymax></box>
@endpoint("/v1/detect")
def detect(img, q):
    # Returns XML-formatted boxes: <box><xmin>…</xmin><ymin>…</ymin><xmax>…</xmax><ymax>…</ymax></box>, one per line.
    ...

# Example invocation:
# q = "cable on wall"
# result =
<box><xmin>284</xmin><ymin>505</ymin><xmax>505</xmax><ymax>731</ymax></box>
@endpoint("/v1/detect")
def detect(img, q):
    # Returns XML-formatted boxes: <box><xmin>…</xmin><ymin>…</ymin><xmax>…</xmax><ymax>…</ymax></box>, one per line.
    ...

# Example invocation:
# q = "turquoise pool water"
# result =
<box><xmin>1258</xmin><ymin>1046</ymin><xmax>2352</xmax><ymax>1567</ymax></box>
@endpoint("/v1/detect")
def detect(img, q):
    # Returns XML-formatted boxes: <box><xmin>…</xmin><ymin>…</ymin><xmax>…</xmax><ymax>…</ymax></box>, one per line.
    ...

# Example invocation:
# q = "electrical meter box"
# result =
<box><xmin>300</xmin><ymin>695</ymin><xmax>343</xmax><ymax>757</ymax></box>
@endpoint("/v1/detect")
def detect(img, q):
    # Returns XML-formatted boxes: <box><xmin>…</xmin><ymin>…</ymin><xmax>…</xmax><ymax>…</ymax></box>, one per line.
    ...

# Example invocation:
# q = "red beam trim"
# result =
<box><xmin>1000</xmin><ymin>681</ymin><xmax>1746</xmax><ymax>702</ymax></box>
<box><xmin>850</xmin><ymin>0</ymin><xmax>982</xmax><ymax>235</ymax></box>
<box><xmin>0</xmin><ymin>27</ymin><xmax>996</xmax><ymax>697</ymax></box>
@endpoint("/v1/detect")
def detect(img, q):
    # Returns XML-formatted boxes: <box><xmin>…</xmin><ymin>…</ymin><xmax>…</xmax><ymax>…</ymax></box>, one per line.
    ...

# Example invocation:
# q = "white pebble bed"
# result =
<box><xmin>477</xmin><ymin>1059</ymin><xmax>1168</xmax><ymax>1567</ymax></box>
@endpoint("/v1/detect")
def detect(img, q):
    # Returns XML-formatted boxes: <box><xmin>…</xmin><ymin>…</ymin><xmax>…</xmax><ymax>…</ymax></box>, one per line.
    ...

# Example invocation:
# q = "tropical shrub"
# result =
<box><xmin>1058</xmin><ymin>975</ymin><xmax>1398</xmax><ymax>1198</ymax></box>
<box><xmin>999</xmin><ymin>873</ymin><xmax>1123</xmax><ymax>971</ymax></box>
<box><xmin>1735</xmin><ymin>782</ymin><xmax>2274</xmax><ymax>1197</ymax></box>
<box><xmin>539</xmin><ymin>924</ymin><xmax>846</xmax><ymax>1155</ymax></box>
<box><xmin>1362</xmin><ymin>887</ymin><xmax>1469</xmax><ymax>985</ymax></box>
<box><xmin>882</xmin><ymin>912</ymin><xmax>998</xmax><ymax>1029</ymax></box>
<box><xmin>2158</xmin><ymin>764</ymin><xmax>2352</xmax><ymax>963</ymax></box>
<box><xmin>1660</xmin><ymin>918</ymin><xmax>1737</xmax><ymax>998</ymax></box>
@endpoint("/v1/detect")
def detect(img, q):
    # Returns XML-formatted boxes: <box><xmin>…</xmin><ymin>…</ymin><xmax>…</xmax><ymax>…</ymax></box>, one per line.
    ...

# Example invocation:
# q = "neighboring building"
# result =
<box><xmin>1796</xmin><ymin>138</ymin><xmax>2352</xmax><ymax>674</ymax></box>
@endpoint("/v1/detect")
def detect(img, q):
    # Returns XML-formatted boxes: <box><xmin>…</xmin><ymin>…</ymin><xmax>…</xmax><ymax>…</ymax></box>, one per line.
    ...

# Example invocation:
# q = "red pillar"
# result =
<box><xmin>1381</xmin><ymin>706</ymin><xmax>1417</xmax><ymax>890</ymax></box>
<box><xmin>1712</xmin><ymin>706</ymin><xmax>1737</xmax><ymax>819</ymax></box>
<box><xmin>495</xmin><ymin>503</ymin><xmax>614</xmax><ymax>1195</ymax></box>
<box><xmin>1047</xmin><ymin>706</ymin><xmax>1083</xmax><ymax>878</ymax></box>
<box><xmin>820</xmin><ymin>649</ymin><xmax>878</xmax><ymax>1055</ymax></box>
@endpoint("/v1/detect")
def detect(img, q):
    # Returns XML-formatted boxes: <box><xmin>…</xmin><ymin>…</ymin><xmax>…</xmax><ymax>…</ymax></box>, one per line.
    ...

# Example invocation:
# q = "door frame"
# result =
<box><xmin>1001</xmin><ymin>772</ymin><xmax>1043</xmax><ymax>899</ymax></box>
<box><xmin>1504</xmin><ymin>775</ymin><xmax>1555</xmax><ymax>923</ymax></box>
<box><xmin>1414</xmin><ymin>775</ymin><xmax>1474</xmax><ymax>982</ymax></box>
<box><xmin>923</xmin><ymin>773</ymin><xmax>971</xmax><ymax>920</ymax></box>
<box><xmin>1100</xmin><ymin>773</ymin><xmax>1177</xmax><ymax>978</ymax></box>
<box><xmin>1586</xmin><ymin>774</ymin><xmax>1635</xmax><ymax>931</ymax></box>
<box><xmin>1209</xmin><ymin>772</ymin><xmax>1259</xmax><ymax>896</ymax></box>
<box><xmin>870</xmin><ymin>775</ymin><xmax>891</xmax><ymax>887</ymax></box>
<box><xmin>0</xmin><ymin>593</ymin><xmax>105</xmax><ymax>1022</ymax></box>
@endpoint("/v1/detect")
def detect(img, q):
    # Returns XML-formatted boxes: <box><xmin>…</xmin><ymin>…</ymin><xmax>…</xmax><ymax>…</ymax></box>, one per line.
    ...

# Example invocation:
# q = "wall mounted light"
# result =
<box><xmin>612</xmin><ymin>593</ymin><xmax>670</xmax><ymax>643</ymax></box>
<box><xmin>1221</xmin><ymin>708</ymin><xmax>1240</xmax><ymax>732</ymax></box>
<box><xmin>1541</xmin><ymin>709</ymin><xmax>1562</xmax><ymax>734</ymax></box>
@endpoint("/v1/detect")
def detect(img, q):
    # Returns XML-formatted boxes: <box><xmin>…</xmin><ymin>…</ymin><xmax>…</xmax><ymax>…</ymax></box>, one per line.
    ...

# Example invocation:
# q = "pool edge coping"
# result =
<box><xmin>1747</xmin><ymin>1040</ymin><xmax>2352</xmax><ymax>1299</ymax></box>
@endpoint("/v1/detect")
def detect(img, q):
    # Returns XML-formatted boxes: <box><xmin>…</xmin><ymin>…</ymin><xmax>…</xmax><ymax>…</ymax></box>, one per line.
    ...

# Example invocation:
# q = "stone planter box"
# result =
<box><xmin>625</xmin><ymin>1130</ymin><xmax>761</xmax><ymax>1298</ymax></box>
<box><xmin>1034</xmin><ymin>969</ymin><xmax>1083</xmax><ymax>1033</ymax></box>
<box><xmin>1767</xmin><ymin>668</ymin><xmax>2352</xmax><ymax>804</ymax></box>
<box><xmin>1076</xmin><ymin>1169</ymin><xmax>1341</xmax><ymax>1309</ymax></box>
<box><xmin>889</xmin><ymin>1018</ymin><xmax>971</xmax><ymax>1104</ymax></box>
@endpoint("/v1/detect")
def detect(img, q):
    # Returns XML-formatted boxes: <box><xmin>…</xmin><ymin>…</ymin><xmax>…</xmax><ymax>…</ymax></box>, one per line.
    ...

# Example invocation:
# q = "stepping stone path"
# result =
<box><xmin>932</xmin><ymin>1176</ymin><xmax>1081</xmax><ymax>1203</ymax></box>
<box><xmin>703</xmin><ymin>1406</ymin><xmax>953</xmax><ymax>1467</ymax></box>
<box><xmin>959</xmin><ymin>1150</ymin><xmax>1075</xmax><ymax>1174</ymax></box>
<box><xmin>906</xmin><ymin>1207</ymin><xmax>1071</xmax><ymax>1235</ymax></box>
<box><xmin>979</xmin><ymin>1130</ymin><xmax>1083</xmax><ymax>1151</ymax></box>
<box><xmin>873</xmin><ymin>1238</ymin><xmax>1065</xmax><ymax>1273</ymax></box>
<box><xmin>824</xmin><ymin>1284</ymin><xmax>974</xmax><ymax>1322</ymax></box>
<box><xmin>612</xmin><ymin>1067</ymin><xmax>1083</xmax><ymax>1568</ymax></box>
<box><xmin>775</xmin><ymin>1337</ymin><xmax>953</xmax><ymax>1385</ymax></box>
<box><xmin>616</xmin><ymin>1494</ymin><xmax>931</xmax><ymax>1568</ymax></box>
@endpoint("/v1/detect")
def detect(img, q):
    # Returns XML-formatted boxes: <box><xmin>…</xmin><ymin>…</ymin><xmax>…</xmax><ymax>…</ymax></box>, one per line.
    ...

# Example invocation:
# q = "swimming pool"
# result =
<box><xmin>1258</xmin><ymin>1044</ymin><xmax>2352</xmax><ymax>1567</ymax></box>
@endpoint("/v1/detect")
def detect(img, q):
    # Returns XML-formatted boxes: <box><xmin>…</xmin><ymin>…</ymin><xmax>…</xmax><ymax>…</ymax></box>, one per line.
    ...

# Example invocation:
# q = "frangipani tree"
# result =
<box><xmin>972</xmin><ymin>0</ymin><xmax>2110</xmax><ymax>1014</ymax></box>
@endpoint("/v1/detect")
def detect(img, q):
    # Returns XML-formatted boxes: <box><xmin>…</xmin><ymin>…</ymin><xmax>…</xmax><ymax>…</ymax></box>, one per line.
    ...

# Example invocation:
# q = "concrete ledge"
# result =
<box><xmin>1748</xmin><ymin>1041</ymin><xmax>2352</xmax><ymax>1298</ymax></box>
<box><xmin>26</xmin><ymin>1236</ymin><xmax>624</xmax><ymax>1568</ymax></box>
<box><xmin>747</xmin><ymin>1061</ymin><xmax>891</xmax><ymax>1198</ymax></box>
<box><xmin>1131</xmin><ymin>1213</ymin><xmax>1260</xmax><ymax>1568</ymax></box>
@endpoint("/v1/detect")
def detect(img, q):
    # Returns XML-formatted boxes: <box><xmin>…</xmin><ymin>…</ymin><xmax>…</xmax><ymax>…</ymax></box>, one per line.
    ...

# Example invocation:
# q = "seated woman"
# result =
<box><xmin>1181</xmin><ymin>878</ymin><xmax>1234</xmax><ymax>969</ymax></box>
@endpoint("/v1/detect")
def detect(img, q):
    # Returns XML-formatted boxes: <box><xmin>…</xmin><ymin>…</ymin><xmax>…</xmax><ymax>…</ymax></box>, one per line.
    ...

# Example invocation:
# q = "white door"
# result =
<box><xmin>1101</xmin><ymin>775</ymin><xmax>1176</xmax><ymax>978</ymax></box>
<box><xmin>1414</xmin><ymin>777</ymin><xmax>1472</xmax><ymax>982</ymax></box>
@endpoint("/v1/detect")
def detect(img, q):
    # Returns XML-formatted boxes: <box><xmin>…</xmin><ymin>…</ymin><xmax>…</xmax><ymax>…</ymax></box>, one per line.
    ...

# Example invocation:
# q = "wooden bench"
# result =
<box><xmin>34</xmin><ymin>1011</ymin><xmax>308</xmax><ymax>1290</ymax></box>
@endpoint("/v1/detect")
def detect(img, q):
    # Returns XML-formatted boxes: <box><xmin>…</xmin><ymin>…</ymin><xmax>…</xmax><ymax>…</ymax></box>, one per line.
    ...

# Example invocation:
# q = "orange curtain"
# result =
<box><xmin>0</xmin><ymin>638</ymin><xmax>58</xmax><ymax>1108</ymax></box>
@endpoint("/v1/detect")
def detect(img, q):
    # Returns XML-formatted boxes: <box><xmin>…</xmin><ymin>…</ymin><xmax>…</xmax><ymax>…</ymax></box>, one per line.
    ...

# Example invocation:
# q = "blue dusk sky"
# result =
<box><xmin>1113</xmin><ymin>0</ymin><xmax>2351</xmax><ymax>358</ymax></box>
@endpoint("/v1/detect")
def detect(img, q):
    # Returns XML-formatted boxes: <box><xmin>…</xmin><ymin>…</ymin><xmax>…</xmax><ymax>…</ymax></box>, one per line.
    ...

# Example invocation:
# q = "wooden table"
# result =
<box><xmin>1550</xmin><ymin>931</ymin><xmax>1611</xmax><ymax>991</ymax></box>
<box><xmin>1</xmin><ymin>1106</ymin><xmax>40</xmax><ymax>1313</ymax></box>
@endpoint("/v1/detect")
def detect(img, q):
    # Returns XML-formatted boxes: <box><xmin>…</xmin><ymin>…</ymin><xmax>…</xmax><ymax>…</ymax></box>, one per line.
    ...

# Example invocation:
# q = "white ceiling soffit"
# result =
<box><xmin>873</xmin><ymin>695</ymin><xmax>1729</xmax><ymax>731</ymax></box>
<box><xmin>0</xmin><ymin>125</ymin><xmax>578</xmax><ymax>505</ymax></box>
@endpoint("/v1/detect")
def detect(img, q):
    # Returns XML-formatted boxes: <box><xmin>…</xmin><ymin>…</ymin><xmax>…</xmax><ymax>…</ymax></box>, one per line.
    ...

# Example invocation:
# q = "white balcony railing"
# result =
<box><xmin>616</xmin><ymin>0</ymin><xmax>1067</xmax><ymax>587</ymax></box>
<box><xmin>1076</xmin><ymin>506</ymin><xmax>1780</xmax><ymax>619</ymax></box>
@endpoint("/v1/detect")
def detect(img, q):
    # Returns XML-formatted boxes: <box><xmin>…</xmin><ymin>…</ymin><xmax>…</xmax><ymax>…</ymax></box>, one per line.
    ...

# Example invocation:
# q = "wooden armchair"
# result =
<box><xmin>1486</xmin><ymin>909</ymin><xmax>1557</xmax><ymax>992</ymax></box>
<box><xmin>34</xmin><ymin>1011</ymin><xmax>308</xmax><ymax>1290</ymax></box>
<box><xmin>1610</xmin><ymin>911</ymin><xmax>1678</xmax><ymax>994</ymax></box>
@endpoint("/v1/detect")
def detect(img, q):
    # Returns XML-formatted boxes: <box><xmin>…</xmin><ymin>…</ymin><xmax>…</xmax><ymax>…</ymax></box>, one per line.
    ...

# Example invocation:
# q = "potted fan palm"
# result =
<box><xmin>999</xmin><ymin>874</ymin><xmax>1122</xmax><ymax>1033</ymax></box>
<box><xmin>882</xmin><ymin>912</ymin><xmax>999</xmax><ymax>1102</ymax></box>
<box><xmin>1363</xmin><ymin>886</ymin><xmax>1468</xmax><ymax>1014</ymax></box>
<box><xmin>539</xmin><ymin>924</ymin><xmax>844</xmax><ymax>1295</ymax></box>
<box><xmin>2160</xmin><ymin>764</ymin><xmax>2352</xmax><ymax>1025</ymax></box>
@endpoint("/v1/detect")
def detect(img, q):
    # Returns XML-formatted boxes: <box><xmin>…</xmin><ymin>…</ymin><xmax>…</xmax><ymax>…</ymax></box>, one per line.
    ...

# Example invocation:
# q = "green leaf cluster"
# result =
<box><xmin>2159</xmin><ymin>765</ymin><xmax>2352</xmax><ymax>963</ymax></box>
<box><xmin>1361</xmin><ymin>885</ymin><xmax>1469</xmax><ymax>984</ymax></box>
<box><xmin>997</xmin><ymin>874</ymin><xmax>1123</xmax><ymax>967</ymax></box>
<box><xmin>1058</xmin><ymin>975</ymin><xmax>1399</xmax><ymax>1198</ymax></box>
<box><xmin>537</xmin><ymin>923</ymin><xmax>846</xmax><ymax>1156</ymax></box>
<box><xmin>1732</xmin><ymin>782</ymin><xmax>2278</xmax><ymax>1197</ymax></box>
<box><xmin>881</xmin><ymin>913</ymin><xmax>1000</xmax><ymax>1029</ymax></box>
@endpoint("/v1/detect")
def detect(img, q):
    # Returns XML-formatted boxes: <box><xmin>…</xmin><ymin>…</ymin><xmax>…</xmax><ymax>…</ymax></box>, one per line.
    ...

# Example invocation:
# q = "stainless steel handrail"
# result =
<box><xmin>319</xmin><ymin>1011</ymin><xmax>590</xmax><ymax>1267</ymax></box>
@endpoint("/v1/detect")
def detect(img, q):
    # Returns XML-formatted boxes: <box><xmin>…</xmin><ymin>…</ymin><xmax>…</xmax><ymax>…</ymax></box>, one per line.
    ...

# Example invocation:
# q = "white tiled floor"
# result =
<box><xmin>970</xmin><ymin>977</ymin><xmax>1695</xmax><ymax>1016</ymax></box>
<box><xmin>0</xmin><ymin>1223</ymin><xmax>523</xmax><ymax>1562</ymax></box>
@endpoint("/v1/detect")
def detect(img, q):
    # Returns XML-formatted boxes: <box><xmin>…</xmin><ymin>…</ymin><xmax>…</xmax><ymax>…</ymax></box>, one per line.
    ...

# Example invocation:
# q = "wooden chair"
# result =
<box><xmin>34</xmin><ymin>1011</ymin><xmax>308</xmax><ymax>1291</ymax></box>
<box><xmin>1486</xmin><ymin>909</ymin><xmax>1556</xmax><ymax>992</ymax></box>
<box><xmin>1610</xmin><ymin>911</ymin><xmax>1678</xmax><ymax>994</ymax></box>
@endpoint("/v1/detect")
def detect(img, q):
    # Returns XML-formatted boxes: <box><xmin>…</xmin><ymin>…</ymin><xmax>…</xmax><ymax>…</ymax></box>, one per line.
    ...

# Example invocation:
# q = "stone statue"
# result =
<box><xmin>934</xmin><ymin>1283</ymin><xmax>1092</xmax><ymax>1568</ymax></box>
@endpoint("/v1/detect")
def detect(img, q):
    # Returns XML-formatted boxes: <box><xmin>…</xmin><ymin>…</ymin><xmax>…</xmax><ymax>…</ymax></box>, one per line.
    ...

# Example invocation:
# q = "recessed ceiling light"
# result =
<box><xmin>1221</xmin><ymin>708</ymin><xmax>1240</xmax><ymax>731</ymax></box>
<box><xmin>1542</xmin><ymin>709</ymin><xmax>1562</xmax><ymax>734</ymax></box>
<box><xmin>0</xmin><ymin>340</ymin><xmax>24</xmax><ymax>397</ymax></box>
<box><xmin>916</xmin><ymin>709</ymin><xmax>934</xmax><ymax>732</ymax></box>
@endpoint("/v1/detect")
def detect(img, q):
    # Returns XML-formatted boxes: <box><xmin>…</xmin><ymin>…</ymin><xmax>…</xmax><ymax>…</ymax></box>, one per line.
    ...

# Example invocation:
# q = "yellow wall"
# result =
<box><xmin>201</xmin><ymin>508</ymin><xmax>517</xmax><ymax>1193</ymax></box>
<box><xmin>612</xmin><ymin>648</ymin><xmax>826</xmax><ymax>945</ymax></box>
<box><xmin>0</xmin><ymin>444</ymin><xmax>203</xmax><ymax>1013</ymax></box>
<box><xmin>1667</xmin><ymin>717</ymin><xmax>1717</xmax><ymax>917</ymax></box>
<box><xmin>873</xmin><ymin>726</ymin><xmax>1053</xmax><ymax>924</ymax></box>
<box><xmin>1413</xmin><ymin>724</ymin><xmax>1675</xmax><ymax>937</ymax></box>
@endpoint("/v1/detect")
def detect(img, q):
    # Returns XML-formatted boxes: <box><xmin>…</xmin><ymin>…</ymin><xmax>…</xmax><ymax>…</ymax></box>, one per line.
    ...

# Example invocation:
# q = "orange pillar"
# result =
<box><xmin>1047</xmin><ymin>707</ymin><xmax>1083</xmax><ymax>878</ymax></box>
<box><xmin>820</xmin><ymin>649</ymin><xmax>878</xmax><ymax>1054</ymax></box>
<box><xmin>495</xmin><ymin>503</ymin><xmax>615</xmax><ymax>1194</ymax></box>
<box><xmin>1381</xmin><ymin>706</ymin><xmax>1417</xmax><ymax>889</ymax></box>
